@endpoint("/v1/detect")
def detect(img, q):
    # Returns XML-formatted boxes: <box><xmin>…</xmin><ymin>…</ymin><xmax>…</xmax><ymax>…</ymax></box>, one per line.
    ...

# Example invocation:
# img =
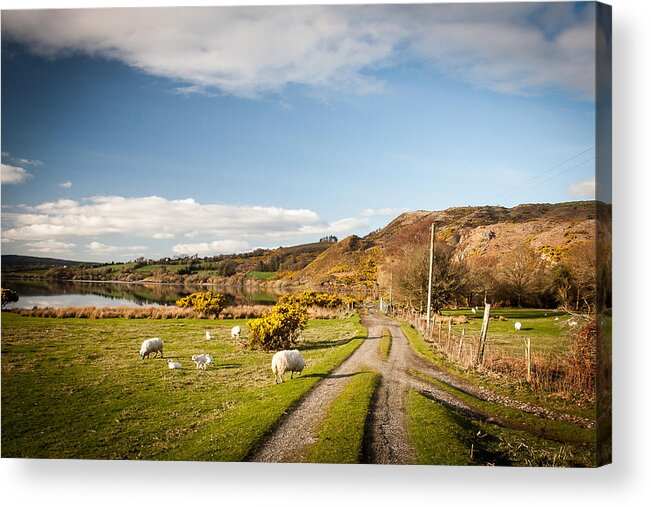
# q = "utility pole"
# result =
<box><xmin>389</xmin><ymin>270</ymin><xmax>393</xmax><ymax>312</ymax></box>
<box><xmin>426</xmin><ymin>223</ymin><xmax>435</xmax><ymax>334</ymax></box>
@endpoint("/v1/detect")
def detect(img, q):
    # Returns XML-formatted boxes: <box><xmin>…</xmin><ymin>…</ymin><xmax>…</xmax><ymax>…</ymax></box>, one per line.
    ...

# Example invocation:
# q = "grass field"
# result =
<box><xmin>408</xmin><ymin>390</ymin><xmax>594</xmax><ymax>467</ymax></box>
<box><xmin>1</xmin><ymin>312</ymin><xmax>366</xmax><ymax>461</ymax></box>
<box><xmin>441</xmin><ymin>307</ymin><xmax>573</xmax><ymax>355</ymax></box>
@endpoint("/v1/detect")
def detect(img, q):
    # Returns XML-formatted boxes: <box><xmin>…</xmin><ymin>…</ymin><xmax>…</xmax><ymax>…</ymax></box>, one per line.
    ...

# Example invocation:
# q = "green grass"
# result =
<box><xmin>379</xmin><ymin>328</ymin><xmax>391</xmax><ymax>360</ymax></box>
<box><xmin>442</xmin><ymin>307</ymin><xmax>571</xmax><ymax>355</ymax></box>
<box><xmin>246</xmin><ymin>271</ymin><xmax>278</xmax><ymax>281</ymax></box>
<box><xmin>1</xmin><ymin>312</ymin><xmax>366</xmax><ymax>461</ymax></box>
<box><xmin>305</xmin><ymin>369</ymin><xmax>379</xmax><ymax>464</ymax></box>
<box><xmin>408</xmin><ymin>390</ymin><xmax>595</xmax><ymax>467</ymax></box>
<box><xmin>410</xmin><ymin>369</ymin><xmax>595</xmax><ymax>445</ymax></box>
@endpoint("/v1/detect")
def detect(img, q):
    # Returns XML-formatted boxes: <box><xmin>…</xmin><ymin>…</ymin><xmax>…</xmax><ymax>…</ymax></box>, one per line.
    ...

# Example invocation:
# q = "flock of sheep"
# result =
<box><xmin>138</xmin><ymin>326</ymin><xmax>306</xmax><ymax>383</ymax></box>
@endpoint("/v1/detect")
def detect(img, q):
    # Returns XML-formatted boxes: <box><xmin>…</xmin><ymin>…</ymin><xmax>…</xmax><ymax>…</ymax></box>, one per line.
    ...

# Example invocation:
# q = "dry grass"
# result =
<box><xmin>9</xmin><ymin>304</ymin><xmax>351</xmax><ymax>321</ymax></box>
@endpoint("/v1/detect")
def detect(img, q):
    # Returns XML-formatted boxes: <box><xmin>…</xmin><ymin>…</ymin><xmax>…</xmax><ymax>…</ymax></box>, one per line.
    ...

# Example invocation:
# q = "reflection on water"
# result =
<box><xmin>2</xmin><ymin>279</ymin><xmax>285</xmax><ymax>309</ymax></box>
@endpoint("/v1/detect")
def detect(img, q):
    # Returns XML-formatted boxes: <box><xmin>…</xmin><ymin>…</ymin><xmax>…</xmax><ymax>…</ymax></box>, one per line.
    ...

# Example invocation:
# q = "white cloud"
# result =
<box><xmin>59</xmin><ymin>181</ymin><xmax>73</xmax><ymax>188</ymax></box>
<box><xmin>361</xmin><ymin>207</ymin><xmax>409</xmax><ymax>217</ymax></box>
<box><xmin>86</xmin><ymin>241</ymin><xmax>146</xmax><ymax>253</ymax></box>
<box><xmin>2</xmin><ymin>4</ymin><xmax>596</xmax><ymax>99</ymax></box>
<box><xmin>18</xmin><ymin>158</ymin><xmax>42</xmax><ymax>166</ymax></box>
<box><xmin>25</xmin><ymin>239</ymin><xmax>76</xmax><ymax>254</ymax></box>
<box><xmin>1</xmin><ymin>195</ymin><xmax>363</xmax><ymax>243</ymax></box>
<box><xmin>171</xmin><ymin>239</ymin><xmax>250</xmax><ymax>256</ymax></box>
<box><xmin>1</xmin><ymin>163</ymin><xmax>32</xmax><ymax>185</ymax></box>
<box><xmin>569</xmin><ymin>179</ymin><xmax>596</xmax><ymax>198</ymax></box>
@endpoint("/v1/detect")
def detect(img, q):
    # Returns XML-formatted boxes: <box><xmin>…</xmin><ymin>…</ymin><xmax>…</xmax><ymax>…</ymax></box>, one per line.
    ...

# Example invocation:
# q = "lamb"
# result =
<box><xmin>271</xmin><ymin>349</ymin><xmax>306</xmax><ymax>384</ymax></box>
<box><xmin>471</xmin><ymin>307</ymin><xmax>477</xmax><ymax>315</ymax></box>
<box><xmin>191</xmin><ymin>353</ymin><xmax>214</xmax><ymax>370</ymax></box>
<box><xmin>514</xmin><ymin>321</ymin><xmax>522</xmax><ymax>331</ymax></box>
<box><xmin>231</xmin><ymin>325</ymin><xmax>242</xmax><ymax>339</ymax></box>
<box><xmin>206</xmin><ymin>330</ymin><xmax>213</xmax><ymax>340</ymax></box>
<box><xmin>140</xmin><ymin>337</ymin><xmax>163</xmax><ymax>359</ymax></box>
<box><xmin>167</xmin><ymin>359</ymin><xmax>182</xmax><ymax>369</ymax></box>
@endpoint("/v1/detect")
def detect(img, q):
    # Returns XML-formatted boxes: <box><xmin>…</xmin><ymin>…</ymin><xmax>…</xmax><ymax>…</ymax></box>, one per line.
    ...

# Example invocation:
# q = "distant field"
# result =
<box><xmin>441</xmin><ymin>307</ymin><xmax>574</xmax><ymax>355</ymax></box>
<box><xmin>246</xmin><ymin>271</ymin><xmax>278</xmax><ymax>281</ymax></box>
<box><xmin>1</xmin><ymin>313</ymin><xmax>366</xmax><ymax>460</ymax></box>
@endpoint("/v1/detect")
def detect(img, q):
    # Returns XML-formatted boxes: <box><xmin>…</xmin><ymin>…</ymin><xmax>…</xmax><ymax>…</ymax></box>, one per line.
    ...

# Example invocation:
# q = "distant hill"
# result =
<box><xmin>2</xmin><ymin>255</ymin><xmax>99</xmax><ymax>270</ymax></box>
<box><xmin>291</xmin><ymin>201</ymin><xmax>607</xmax><ymax>289</ymax></box>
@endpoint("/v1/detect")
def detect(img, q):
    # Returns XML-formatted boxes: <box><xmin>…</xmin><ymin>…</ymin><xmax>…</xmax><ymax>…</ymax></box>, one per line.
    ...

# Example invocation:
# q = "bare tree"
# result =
<box><xmin>394</xmin><ymin>242</ymin><xmax>467</xmax><ymax>314</ymax></box>
<box><xmin>498</xmin><ymin>246</ymin><xmax>545</xmax><ymax>307</ymax></box>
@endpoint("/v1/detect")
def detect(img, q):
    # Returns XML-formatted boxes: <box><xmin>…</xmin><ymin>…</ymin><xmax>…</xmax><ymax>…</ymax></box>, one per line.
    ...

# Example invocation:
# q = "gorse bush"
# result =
<box><xmin>248</xmin><ymin>302</ymin><xmax>308</xmax><ymax>351</ymax></box>
<box><xmin>277</xmin><ymin>290</ymin><xmax>354</xmax><ymax>309</ymax></box>
<box><xmin>175</xmin><ymin>291</ymin><xmax>225</xmax><ymax>318</ymax></box>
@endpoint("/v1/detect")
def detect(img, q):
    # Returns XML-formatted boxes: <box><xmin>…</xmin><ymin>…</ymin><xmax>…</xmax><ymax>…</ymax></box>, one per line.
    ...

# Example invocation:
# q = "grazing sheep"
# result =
<box><xmin>191</xmin><ymin>353</ymin><xmax>214</xmax><ymax>370</ymax></box>
<box><xmin>514</xmin><ymin>321</ymin><xmax>522</xmax><ymax>331</ymax></box>
<box><xmin>167</xmin><ymin>359</ymin><xmax>182</xmax><ymax>369</ymax></box>
<box><xmin>231</xmin><ymin>325</ymin><xmax>242</xmax><ymax>339</ymax></box>
<box><xmin>569</xmin><ymin>320</ymin><xmax>579</xmax><ymax>328</ymax></box>
<box><xmin>271</xmin><ymin>349</ymin><xmax>306</xmax><ymax>384</ymax></box>
<box><xmin>140</xmin><ymin>337</ymin><xmax>163</xmax><ymax>359</ymax></box>
<box><xmin>206</xmin><ymin>330</ymin><xmax>213</xmax><ymax>340</ymax></box>
<box><xmin>471</xmin><ymin>307</ymin><xmax>477</xmax><ymax>315</ymax></box>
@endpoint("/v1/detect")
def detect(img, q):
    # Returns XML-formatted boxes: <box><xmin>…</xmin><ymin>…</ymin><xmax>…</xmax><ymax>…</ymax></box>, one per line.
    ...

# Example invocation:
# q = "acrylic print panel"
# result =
<box><xmin>0</xmin><ymin>2</ymin><xmax>611</xmax><ymax>467</ymax></box>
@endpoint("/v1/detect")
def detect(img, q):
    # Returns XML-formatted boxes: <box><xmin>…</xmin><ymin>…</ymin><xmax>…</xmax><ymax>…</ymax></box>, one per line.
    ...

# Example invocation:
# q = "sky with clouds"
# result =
<box><xmin>1</xmin><ymin>2</ymin><xmax>602</xmax><ymax>262</ymax></box>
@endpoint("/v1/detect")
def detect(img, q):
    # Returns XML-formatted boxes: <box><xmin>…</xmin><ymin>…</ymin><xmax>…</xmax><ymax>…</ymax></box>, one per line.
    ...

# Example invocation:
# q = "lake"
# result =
<box><xmin>2</xmin><ymin>279</ymin><xmax>286</xmax><ymax>309</ymax></box>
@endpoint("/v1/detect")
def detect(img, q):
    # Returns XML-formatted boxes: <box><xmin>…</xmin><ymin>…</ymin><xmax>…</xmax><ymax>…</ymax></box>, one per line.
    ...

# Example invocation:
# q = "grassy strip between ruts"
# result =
<box><xmin>1</xmin><ymin>313</ymin><xmax>366</xmax><ymax>461</ymax></box>
<box><xmin>408</xmin><ymin>390</ymin><xmax>595</xmax><ymax>467</ymax></box>
<box><xmin>305</xmin><ymin>369</ymin><xmax>379</xmax><ymax>464</ymax></box>
<box><xmin>379</xmin><ymin>328</ymin><xmax>391</xmax><ymax>360</ymax></box>
<box><xmin>398</xmin><ymin>321</ymin><xmax>594</xmax><ymax>421</ymax></box>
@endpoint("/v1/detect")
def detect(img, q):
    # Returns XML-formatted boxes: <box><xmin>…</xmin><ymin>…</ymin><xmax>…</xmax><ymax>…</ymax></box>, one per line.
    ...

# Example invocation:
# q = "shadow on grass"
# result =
<box><xmin>301</xmin><ymin>371</ymin><xmax>364</xmax><ymax>380</ymax></box>
<box><xmin>299</xmin><ymin>337</ymin><xmax>363</xmax><ymax>351</ymax></box>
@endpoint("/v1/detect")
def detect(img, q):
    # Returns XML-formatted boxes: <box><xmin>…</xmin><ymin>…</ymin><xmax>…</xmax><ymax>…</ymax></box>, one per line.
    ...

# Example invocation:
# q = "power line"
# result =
<box><xmin>492</xmin><ymin>146</ymin><xmax>595</xmax><ymax>203</ymax></box>
<box><xmin>504</xmin><ymin>156</ymin><xmax>595</xmax><ymax>202</ymax></box>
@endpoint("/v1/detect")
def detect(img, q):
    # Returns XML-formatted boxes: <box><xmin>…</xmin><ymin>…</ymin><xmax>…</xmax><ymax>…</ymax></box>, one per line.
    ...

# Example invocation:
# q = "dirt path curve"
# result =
<box><xmin>250</xmin><ymin>307</ymin><xmax>417</xmax><ymax>464</ymax></box>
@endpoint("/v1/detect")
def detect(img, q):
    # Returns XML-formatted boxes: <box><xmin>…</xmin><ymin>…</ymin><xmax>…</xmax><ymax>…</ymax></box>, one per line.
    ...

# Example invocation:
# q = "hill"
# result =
<box><xmin>292</xmin><ymin>201</ymin><xmax>606</xmax><ymax>290</ymax></box>
<box><xmin>1</xmin><ymin>255</ymin><xmax>99</xmax><ymax>270</ymax></box>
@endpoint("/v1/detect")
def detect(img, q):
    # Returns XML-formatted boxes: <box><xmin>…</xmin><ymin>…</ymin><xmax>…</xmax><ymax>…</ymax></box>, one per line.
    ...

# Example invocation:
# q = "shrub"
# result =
<box><xmin>175</xmin><ymin>291</ymin><xmax>225</xmax><ymax>318</ymax></box>
<box><xmin>248</xmin><ymin>302</ymin><xmax>308</xmax><ymax>351</ymax></box>
<box><xmin>1</xmin><ymin>288</ymin><xmax>19</xmax><ymax>309</ymax></box>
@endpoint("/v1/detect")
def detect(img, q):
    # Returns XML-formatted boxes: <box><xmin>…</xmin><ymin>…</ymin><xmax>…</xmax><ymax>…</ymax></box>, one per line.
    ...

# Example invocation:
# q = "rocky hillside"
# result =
<box><xmin>293</xmin><ymin>201</ymin><xmax>606</xmax><ymax>290</ymax></box>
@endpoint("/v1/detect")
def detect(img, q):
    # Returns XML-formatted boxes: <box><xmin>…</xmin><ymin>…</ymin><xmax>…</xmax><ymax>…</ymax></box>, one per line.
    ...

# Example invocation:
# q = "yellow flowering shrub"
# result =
<box><xmin>248</xmin><ymin>302</ymin><xmax>308</xmax><ymax>350</ymax></box>
<box><xmin>175</xmin><ymin>291</ymin><xmax>225</xmax><ymax>318</ymax></box>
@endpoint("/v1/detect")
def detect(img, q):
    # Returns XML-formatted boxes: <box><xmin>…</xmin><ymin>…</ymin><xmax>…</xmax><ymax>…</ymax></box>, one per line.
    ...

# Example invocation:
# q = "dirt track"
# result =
<box><xmin>250</xmin><ymin>307</ymin><xmax>591</xmax><ymax>464</ymax></box>
<box><xmin>251</xmin><ymin>308</ymin><xmax>417</xmax><ymax>463</ymax></box>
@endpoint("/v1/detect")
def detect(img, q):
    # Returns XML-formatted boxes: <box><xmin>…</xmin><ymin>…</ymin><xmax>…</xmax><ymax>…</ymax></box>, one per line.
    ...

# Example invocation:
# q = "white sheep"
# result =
<box><xmin>271</xmin><ymin>349</ymin><xmax>306</xmax><ymax>384</ymax></box>
<box><xmin>191</xmin><ymin>353</ymin><xmax>214</xmax><ymax>370</ymax></box>
<box><xmin>167</xmin><ymin>359</ymin><xmax>182</xmax><ymax>369</ymax></box>
<box><xmin>514</xmin><ymin>321</ymin><xmax>522</xmax><ymax>331</ymax></box>
<box><xmin>140</xmin><ymin>337</ymin><xmax>163</xmax><ymax>359</ymax></box>
<box><xmin>231</xmin><ymin>325</ymin><xmax>242</xmax><ymax>339</ymax></box>
<box><xmin>206</xmin><ymin>330</ymin><xmax>213</xmax><ymax>340</ymax></box>
<box><xmin>471</xmin><ymin>307</ymin><xmax>477</xmax><ymax>315</ymax></box>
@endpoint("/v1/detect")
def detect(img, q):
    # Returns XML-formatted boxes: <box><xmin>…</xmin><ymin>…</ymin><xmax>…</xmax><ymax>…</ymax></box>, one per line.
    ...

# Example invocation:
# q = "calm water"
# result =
<box><xmin>2</xmin><ymin>279</ymin><xmax>286</xmax><ymax>309</ymax></box>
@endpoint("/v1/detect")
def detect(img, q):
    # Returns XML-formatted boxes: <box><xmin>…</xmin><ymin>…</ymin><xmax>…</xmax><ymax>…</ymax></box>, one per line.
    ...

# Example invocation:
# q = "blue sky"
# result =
<box><xmin>1</xmin><ymin>2</ymin><xmax>600</xmax><ymax>262</ymax></box>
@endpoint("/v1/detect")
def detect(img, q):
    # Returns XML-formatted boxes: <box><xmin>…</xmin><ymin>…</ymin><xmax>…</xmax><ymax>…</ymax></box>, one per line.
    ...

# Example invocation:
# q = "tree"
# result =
<box><xmin>1</xmin><ymin>288</ymin><xmax>19</xmax><ymax>309</ymax></box>
<box><xmin>565</xmin><ymin>241</ymin><xmax>596</xmax><ymax>312</ymax></box>
<box><xmin>498</xmin><ymin>247</ymin><xmax>547</xmax><ymax>307</ymax></box>
<box><xmin>394</xmin><ymin>242</ymin><xmax>467</xmax><ymax>314</ymax></box>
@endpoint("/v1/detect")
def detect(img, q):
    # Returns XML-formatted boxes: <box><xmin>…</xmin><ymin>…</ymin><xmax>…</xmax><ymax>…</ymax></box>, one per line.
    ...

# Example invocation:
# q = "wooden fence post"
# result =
<box><xmin>476</xmin><ymin>303</ymin><xmax>491</xmax><ymax>366</ymax></box>
<box><xmin>447</xmin><ymin>320</ymin><xmax>452</xmax><ymax>352</ymax></box>
<box><xmin>437</xmin><ymin>321</ymin><xmax>442</xmax><ymax>345</ymax></box>
<box><xmin>457</xmin><ymin>328</ymin><xmax>465</xmax><ymax>359</ymax></box>
<box><xmin>525</xmin><ymin>337</ymin><xmax>531</xmax><ymax>382</ymax></box>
